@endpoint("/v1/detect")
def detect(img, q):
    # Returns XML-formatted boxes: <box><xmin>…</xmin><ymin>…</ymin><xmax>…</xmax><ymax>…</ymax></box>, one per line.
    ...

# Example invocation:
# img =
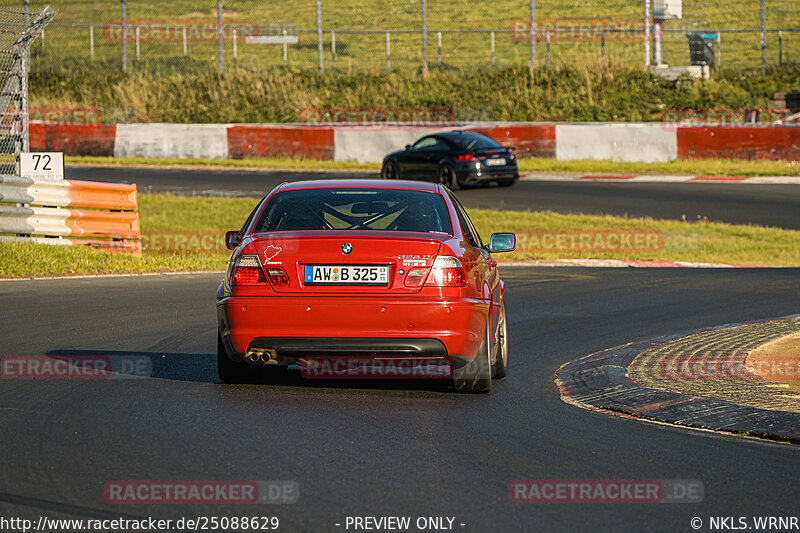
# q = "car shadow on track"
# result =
<box><xmin>44</xmin><ymin>350</ymin><xmax>456</xmax><ymax>394</ymax></box>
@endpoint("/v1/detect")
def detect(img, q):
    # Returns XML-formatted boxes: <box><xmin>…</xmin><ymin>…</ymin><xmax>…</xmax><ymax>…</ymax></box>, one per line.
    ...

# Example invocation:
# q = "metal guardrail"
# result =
<box><xmin>0</xmin><ymin>175</ymin><xmax>141</xmax><ymax>254</ymax></box>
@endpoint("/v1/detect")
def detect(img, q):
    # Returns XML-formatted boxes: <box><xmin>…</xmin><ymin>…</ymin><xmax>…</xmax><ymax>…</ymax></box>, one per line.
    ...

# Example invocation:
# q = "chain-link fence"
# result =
<box><xmin>0</xmin><ymin>5</ymin><xmax>54</xmax><ymax>174</ymax></box>
<box><xmin>3</xmin><ymin>1</ymin><xmax>798</xmax><ymax>76</ymax></box>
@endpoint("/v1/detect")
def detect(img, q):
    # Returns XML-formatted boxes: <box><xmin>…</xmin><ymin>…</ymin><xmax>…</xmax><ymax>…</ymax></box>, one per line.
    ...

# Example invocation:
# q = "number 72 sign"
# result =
<box><xmin>20</xmin><ymin>152</ymin><xmax>64</xmax><ymax>180</ymax></box>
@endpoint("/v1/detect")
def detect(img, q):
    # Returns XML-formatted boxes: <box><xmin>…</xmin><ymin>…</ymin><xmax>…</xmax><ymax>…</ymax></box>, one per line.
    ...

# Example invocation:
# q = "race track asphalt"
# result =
<box><xmin>1</xmin><ymin>267</ymin><xmax>799</xmax><ymax>531</ymax></box>
<box><xmin>68</xmin><ymin>166</ymin><xmax>800</xmax><ymax>229</ymax></box>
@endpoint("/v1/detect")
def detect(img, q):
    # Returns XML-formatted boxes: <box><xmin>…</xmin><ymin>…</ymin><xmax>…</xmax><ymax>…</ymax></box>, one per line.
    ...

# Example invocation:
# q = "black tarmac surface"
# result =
<box><xmin>1</xmin><ymin>267</ymin><xmax>799</xmax><ymax>531</ymax></box>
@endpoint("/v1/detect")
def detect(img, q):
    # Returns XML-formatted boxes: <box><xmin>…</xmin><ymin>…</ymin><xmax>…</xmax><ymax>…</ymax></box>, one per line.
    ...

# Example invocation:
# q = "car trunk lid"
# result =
<box><xmin>253</xmin><ymin>231</ymin><xmax>444</xmax><ymax>294</ymax></box>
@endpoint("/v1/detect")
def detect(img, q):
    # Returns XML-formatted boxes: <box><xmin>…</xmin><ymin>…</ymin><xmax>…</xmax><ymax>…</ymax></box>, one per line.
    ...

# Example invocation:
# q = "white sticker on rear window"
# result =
<box><xmin>263</xmin><ymin>245</ymin><xmax>282</xmax><ymax>265</ymax></box>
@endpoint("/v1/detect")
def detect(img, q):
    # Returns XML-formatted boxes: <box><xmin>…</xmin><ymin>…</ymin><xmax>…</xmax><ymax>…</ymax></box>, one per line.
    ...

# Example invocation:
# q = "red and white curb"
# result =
<box><xmin>520</xmin><ymin>173</ymin><xmax>800</xmax><ymax>184</ymax></box>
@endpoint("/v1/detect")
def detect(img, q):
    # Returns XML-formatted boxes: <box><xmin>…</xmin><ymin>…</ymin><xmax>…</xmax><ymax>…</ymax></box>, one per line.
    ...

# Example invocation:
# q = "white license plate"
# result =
<box><xmin>485</xmin><ymin>158</ymin><xmax>506</xmax><ymax>166</ymax></box>
<box><xmin>304</xmin><ymin>265</ymin><xmax>389</xmax><ymax>285</ymax></box>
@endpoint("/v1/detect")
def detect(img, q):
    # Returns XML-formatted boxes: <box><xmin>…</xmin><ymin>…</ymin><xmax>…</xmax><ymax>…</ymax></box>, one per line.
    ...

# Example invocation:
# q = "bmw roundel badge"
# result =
<box><xmin>341</xmin><ymin>243</ymin><xmax>353</xmax><ymax>255</ymax></box>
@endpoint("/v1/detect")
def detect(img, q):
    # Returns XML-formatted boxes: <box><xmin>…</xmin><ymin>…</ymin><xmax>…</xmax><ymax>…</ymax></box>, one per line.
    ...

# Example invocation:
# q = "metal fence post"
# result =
<box><xmin>653</xmin><ymin>19</ymin><xmax>662</xmax><ymax>65</ymax></box>
<box><xmin>760</xmin><ymin>0</ymin><xmax>767</xmax><ymax>76</ymax></box>
<box><xmin>546</xmin><ymin>30</ymin><xmax>551</xmax><ymax>67</ymax></box>
<box><xmin>24</xmin><ymin>0</ymin><xmax>29</xmax><ymax>65</ymax></box>
<box><xmin>778</xmin><ymin>30</ymin><xmax>782</xmax><ymax>67</ymax></box>
<box><xmin>182</xmin><ymin>26</ymin><xmax>187</xmax><ymax>56</ymax></box>
<box><xmin>121</xmin><ymin>0</ymin><xmax>127</xmax><ymax>72</ymax></box>
<box><xmin>490</xmin><ymin>31</ymin><xmax>495</xmax><ymax>64</ymax></box>
<box><xmin>644</xmin><ymin>0</ymin><xmax>650</xmax><ymax>68</ymax></box>
<box><xmin>601</xmin><ymin>31</ymin><xmax>605</xmax><ymax>64</ymax></box>
<box><xmin>421</xmin><ymin>0</ymin><xmax>428</xmax><ymax>74</ymax></box>
<box><xmin>316</xmin><ymin>0</ymin><xmax>323</xmax><ymax>72</ymax></box>
<box><xmin>717</xmin><ymin>32</ymin><xmax>721</xmax><ymax>68</ymax></box>
<box><xmin>386</xmin><ymin>32</ymin><xmax>391</xmax><ymax>70</ymax></box>
<box><xmin>529</xmin><ymin>0</ymin><xmax>536</xmax><ymax>68</ymax></box>
<box><xmin>217</xmin><ymin>0</ymin><xmax>224</xmax><ymax>75</ymax></box>
<box><xmin>437</xmin><ymin>31</ymin><xmax>442</xmax><ymax>65</ymax></box>
<box><xmin>89</xmin><ymin>24</ymin><xmax>94</xmax><ymax>60</ymax></box>
<box><xmin>331</xmin><ymin>30</ymin><xmax>336</xmax><ymax>69</ymax></box>
<box><xmin>283</xmin><ymin>29</ymin><xmax>288</xmax><ymax>65</ymax></box>
<box><xmin>135</xmin><ymin>25</ymin><xmax>140</xmax><ymax>60</ymax></box>
<box><xmin>233</xmin><ymin>29</ymin><xmax>237</xmax><ymax>67</ymax></box>
<box><xmin>19</xmin><ymin>48</ymin><xmax>28</xmax><ymax>168</ymax></box>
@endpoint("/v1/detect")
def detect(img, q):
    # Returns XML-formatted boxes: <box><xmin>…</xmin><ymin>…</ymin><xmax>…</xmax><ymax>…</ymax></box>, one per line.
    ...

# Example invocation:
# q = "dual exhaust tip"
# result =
<box><xmin>244</xmin><ymin>348</ymin><xmax>279</xmax><ymax>365</ymax></box>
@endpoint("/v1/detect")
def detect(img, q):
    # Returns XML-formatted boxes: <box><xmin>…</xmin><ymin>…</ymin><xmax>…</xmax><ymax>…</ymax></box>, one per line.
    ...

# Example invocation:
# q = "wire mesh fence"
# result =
<box><xmin>0</xmin><ymin>5</ymin><xmax>54</xmax><ymax>174</ymax></box>
<box><xmin>2</xmin><ymin>1</ymin><xmax>798</xmax><ymax>76</ymax></box>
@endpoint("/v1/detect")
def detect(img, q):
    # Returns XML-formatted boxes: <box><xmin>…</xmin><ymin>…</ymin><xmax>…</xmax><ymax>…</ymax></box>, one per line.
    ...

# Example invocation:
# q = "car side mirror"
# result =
<box><xmin>225</xmin><ymin>230</ymin><xmax>243</xmax><ymax>251</ymax></box>
<box><xmin>487</xmin><ymin>232</ymin><xmax>516</xmax><ymax>253</ymax></box>
<box><xmin>405</xmin><ymin>144</ymin><xmax>412</xmax><ymax>151</ymax></box>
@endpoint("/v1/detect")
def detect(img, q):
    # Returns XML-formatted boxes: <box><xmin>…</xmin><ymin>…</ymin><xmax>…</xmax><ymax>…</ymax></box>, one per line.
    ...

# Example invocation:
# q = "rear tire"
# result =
<box><xmin>382</xmin><ymin>160</ymin><xmax>398</xmax><ymax>180</ymax></box>
<box><xmin>453</xmin><ymin>319</ymin><xmax>492</xmax><ymax>393</ymax></box>
<box><xmin>439</xmin><ymin>164</ymin><xmax>460</xmax><ymax>191</ymax></box>
<box><xmin>492</xmin><ymin>302</ymin><xmax>509</xmax><ymax>379</ymax></box>
<box><xmin>217</xmin><ymin>331</ymin><xmax>249</xmax><ymax>384</ymax></box>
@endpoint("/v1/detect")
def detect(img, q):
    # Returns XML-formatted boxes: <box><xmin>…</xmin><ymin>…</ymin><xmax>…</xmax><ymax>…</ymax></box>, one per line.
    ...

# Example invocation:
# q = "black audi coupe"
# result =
<box><xmin>381</xmin><ymin>131</ymin><xmax>519</xmax><ymax>190</ymax></box>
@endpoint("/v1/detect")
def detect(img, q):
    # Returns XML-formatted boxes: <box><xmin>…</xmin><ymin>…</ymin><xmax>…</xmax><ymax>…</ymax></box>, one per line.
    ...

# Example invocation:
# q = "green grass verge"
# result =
<box><xmin>66</xmin><ymin>155</ymin><xmax>379</xmax><ymax>171</ymax></box>
<box><xmin>469</xmin><ymin>209</ymin><xmax>800</xmax><ymax>266</ymax></box>
<box><xmin>67</xmin><ymin>155</ymin><xmax>800</xmax><ymax>178</ymax></box>
<box><xmin>516</xmin><ymin>157</ymin><xmax>800</xmax><ymax>177</ymax></box>
<box><xmin>1</xmin><ymin>193</ymin><xmax>798</xmax><ymax>278</ymax></box>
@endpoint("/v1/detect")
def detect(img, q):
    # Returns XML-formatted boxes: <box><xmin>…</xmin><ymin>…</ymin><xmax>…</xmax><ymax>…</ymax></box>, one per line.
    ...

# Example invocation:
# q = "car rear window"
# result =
<box><xmin>252</xmin><ymin>188</ymin><xmax>453</xmax><ymax>234</ymax></box>
<box><xmin>447</xmin><ymin>133</ymin><xmax>502</xmax><ymax>151</ymax></box>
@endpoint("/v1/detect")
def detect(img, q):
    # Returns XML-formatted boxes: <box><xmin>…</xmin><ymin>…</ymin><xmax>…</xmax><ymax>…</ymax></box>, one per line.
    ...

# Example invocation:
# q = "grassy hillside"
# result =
<box><xmin>29</xmin><ymin>65</ymin><xmax>800</xmax><ymax>124</ymax></box>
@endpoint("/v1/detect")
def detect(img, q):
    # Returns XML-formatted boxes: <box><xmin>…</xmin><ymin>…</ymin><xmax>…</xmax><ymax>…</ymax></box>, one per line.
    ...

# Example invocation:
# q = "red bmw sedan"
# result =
<box><xmin>216</xmin><ymin>179</ymin><xmax>516</xmax><ymax>393</ymax></box>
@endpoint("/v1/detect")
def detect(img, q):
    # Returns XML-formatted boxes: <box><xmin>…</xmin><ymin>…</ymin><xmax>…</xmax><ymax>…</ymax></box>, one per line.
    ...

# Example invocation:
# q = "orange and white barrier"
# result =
<box><xmin>0</xmin><ymin>175</ymin><xmax>141</xmax><ymax>255</ymax></box>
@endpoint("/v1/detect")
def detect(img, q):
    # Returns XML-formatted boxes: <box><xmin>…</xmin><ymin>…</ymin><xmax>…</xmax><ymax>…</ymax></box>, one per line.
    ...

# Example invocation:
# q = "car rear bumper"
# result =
<box><xmin>457</xmin><ymin>166</ymin><xmax>519</xmax><ymax>183</ymax></box>
<box><xmin>217</xmin><ymin>296</ymin><xmax>489</xmax><ymax>365</ymax></box>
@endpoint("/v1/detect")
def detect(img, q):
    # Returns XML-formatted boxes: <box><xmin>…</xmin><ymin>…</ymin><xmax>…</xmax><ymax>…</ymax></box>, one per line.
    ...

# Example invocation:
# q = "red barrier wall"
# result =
<box><xmin>678</xmin><ymin>127</ymin><xmax>800</xmax><ymax>161</ymax></box>
<box><xmin>465</xmin><ymin>125</ymin><xmax>556</xmax><ymax>158</ymax></box>
<box><xmin>29</xmin><ymin>122</ymin><xmax>116</xmax><ymax>156</ymax></box>
<box><xmin>227</xmin><ymin>125</ymin><xmax>335</xmax><ymax>160</ymax></box>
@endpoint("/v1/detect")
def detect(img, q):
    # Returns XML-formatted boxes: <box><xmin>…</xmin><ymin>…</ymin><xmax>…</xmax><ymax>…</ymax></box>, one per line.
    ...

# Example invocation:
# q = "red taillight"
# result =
<box><xmin>404</xmin><ymin>267</ymin><xmax>429</xmax><ymax>287</ymax></box>
<box><xmin>427</xmin><ymin>267</ymin><xmax>467</xmax><ymax>287</ymax></box>
<box><xmin>425</xmin><ymin>256</ymin><xmax>468</xmax><ymax>287</ymax></box>
<box><xmin>266</xmin><ymin>267</ymin><xmax>290</xmax><ymax>287</ymax></box>
<box><xmin>233</xmin><ymin>254</ymin><xmax>266</xmax><ymax>286</ymax></box>
<box><xmin>455</xmin><ymin>154</ymin><xmax>474</xmax><ymax>161</ymax></box>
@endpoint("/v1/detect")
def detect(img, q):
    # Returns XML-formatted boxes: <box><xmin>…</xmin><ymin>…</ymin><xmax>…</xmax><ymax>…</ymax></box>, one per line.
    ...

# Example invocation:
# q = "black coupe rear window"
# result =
<box><xmin>253</xmin><ymin>188</ymin><xmax>453</xmax><ymax>234</ymax></box>
<box><xmin>448</xmin><ymin>133</ymin><xmax>502</xmax><ymax>151</ymax></box>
